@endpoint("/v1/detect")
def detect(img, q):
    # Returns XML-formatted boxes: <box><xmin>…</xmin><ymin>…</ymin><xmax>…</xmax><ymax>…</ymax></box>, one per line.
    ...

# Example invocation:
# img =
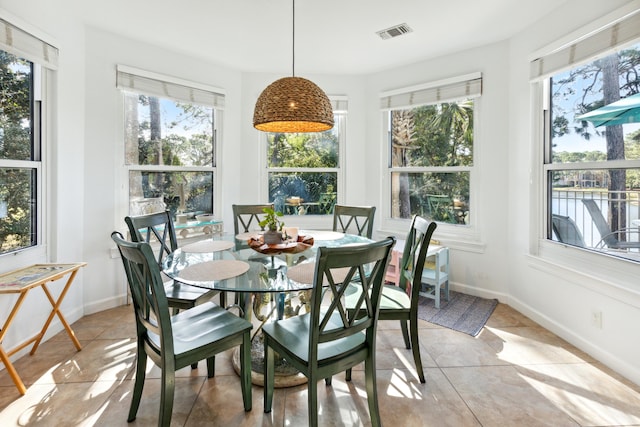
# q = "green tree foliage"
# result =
<box><xmin>130</xmin><ymin>95</ymin><xmax>214</xmax><ymax>216</ymax></box>
<box><xmin>392</xmin><ymin>100</ymin><xmax>474</xmax><ymax>221</ymax></box>
<box><xmin>266</xmin><ymin>131</ymin><xmax>339</xmax><ymax>207</ymax></box>
<box><xmin>0</xmin><ymin>52</ymin><xmax>34</xmax><ymax>253</ymax></box>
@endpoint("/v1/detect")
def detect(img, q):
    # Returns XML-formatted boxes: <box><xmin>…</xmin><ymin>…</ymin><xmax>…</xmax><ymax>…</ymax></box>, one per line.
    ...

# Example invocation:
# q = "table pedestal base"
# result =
<box><xmin>231</xmin><ymin>333</ymin><xmax>307</xmax><ymax>388</ymax></box>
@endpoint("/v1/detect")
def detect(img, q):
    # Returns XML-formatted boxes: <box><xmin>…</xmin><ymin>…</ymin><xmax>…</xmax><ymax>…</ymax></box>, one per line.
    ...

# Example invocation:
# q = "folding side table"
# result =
<box><xmin>0</xmin><ymin>262</ymin><xmax>86</xmax><ymax>395</ymax></box>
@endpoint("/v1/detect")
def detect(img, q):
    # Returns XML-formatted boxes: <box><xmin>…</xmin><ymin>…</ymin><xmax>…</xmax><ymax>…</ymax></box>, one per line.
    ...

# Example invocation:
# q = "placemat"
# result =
<box><xmin>302</xmin><ymin>230</ymin><xmax>344</xmax><ymax>241</ymax></box>
<box><xmin>287</xmin><ymin>262</ymin><xmax>351</xmax><ymax>285</ymax></box>
<box><xmin>180</xmin><ymin>240</ymin><xmax>234</xmax><ymax>253</ymax></box>
<box><xmin>235</xmin><ymin>232</ymin><xmax>262</xmax><ymax>241</ymax></box>
<box><xmin>179</xmin><ymin>260</ymin><xmax>249</xmax><ymax>282</ymax></box>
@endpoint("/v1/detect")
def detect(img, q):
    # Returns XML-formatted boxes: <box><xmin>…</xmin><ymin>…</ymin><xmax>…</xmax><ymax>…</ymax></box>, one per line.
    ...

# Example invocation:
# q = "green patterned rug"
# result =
<box><xmin>417</xmin><ymin>290</ymin><xmax>498</xmax><ymax>337</ymax></box>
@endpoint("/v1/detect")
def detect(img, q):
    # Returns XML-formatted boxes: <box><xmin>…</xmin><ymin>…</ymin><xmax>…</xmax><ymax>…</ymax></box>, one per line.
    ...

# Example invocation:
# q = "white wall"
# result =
<box><xmin>1</xmin><ymin>0</ymin><xmax>639</xmax><ymax>387</ymax></box>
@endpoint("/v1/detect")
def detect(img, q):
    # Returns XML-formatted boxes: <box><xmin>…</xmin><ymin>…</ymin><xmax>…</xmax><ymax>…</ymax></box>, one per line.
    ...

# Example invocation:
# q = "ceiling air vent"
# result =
<box><xmin>376</xmin><ymin>23</ymin><xmax>413</xmax><ymax>40</ymax></box>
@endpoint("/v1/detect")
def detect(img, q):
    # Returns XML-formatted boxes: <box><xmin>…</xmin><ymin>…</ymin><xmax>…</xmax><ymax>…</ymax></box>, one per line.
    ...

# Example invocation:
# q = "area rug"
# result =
<box><xmin>417</xmin><ymin>290</ymin><xmax>498</xmax><ymax>337</ymax></box>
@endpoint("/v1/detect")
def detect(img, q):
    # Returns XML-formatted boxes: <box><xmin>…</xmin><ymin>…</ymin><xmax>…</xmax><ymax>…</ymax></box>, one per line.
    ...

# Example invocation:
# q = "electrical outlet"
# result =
<box><xmin>591</xmin><ymin>310</ymin><xmax>603</xmax><ymax>329</ymax></box>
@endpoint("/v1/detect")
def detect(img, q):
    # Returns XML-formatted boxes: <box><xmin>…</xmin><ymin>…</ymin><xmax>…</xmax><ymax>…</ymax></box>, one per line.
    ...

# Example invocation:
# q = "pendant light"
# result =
<box><xmin>253</xmin><ymin>0</ymin><xmax>334</xmax><ymax>133</ymax></box>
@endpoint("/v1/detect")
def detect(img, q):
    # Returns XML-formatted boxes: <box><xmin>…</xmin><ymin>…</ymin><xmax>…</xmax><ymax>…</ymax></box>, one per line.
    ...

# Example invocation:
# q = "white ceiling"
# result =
<box><xmin>81</xmin><ymin>0</ymin><xmax>569</xmax><ymax>75</ymax></box>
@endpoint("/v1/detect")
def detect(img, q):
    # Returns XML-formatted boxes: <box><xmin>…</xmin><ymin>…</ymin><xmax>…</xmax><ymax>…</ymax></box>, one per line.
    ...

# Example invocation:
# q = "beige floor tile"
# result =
<box><xmin>0</xmin><ymin>381</ymin><xmax>124</xmax><ymax>427</ymax></box>
<box><xmin>485</xmin><ymin>303</ymin><xmax>539</xmax><ymax>328</ymax></box>
<box><xmin>88</xmin><ymin>377</ymin><xmax>204</xmax><ymax>426</ymax></box>
<box><xmin>514</xmin><ymin>362</ymin><xmax>640</xmax><ymax>426</ymax></box>
<box><xmin>480</xmin><ymin>325</ymin><xmax>596</xmax><ymax>365</ymax></box>
<box><xmin>443</xmin><ymin>365</ymin><xmax>581</xmax><ymax>426</ymax></box>
<box><xmin>378</xmin><ymin>367</ymin><xmax>481</xmax><ymax>427</ymax></box>
<box><xmin>187</xmin><ymin>377</ymin><xmax>271</xmax><ymax>427</ymax></box>
<box><xmin>419</xmin><ymin>328</ymin><xmax>508</xmax><ymax>367</ymax></box>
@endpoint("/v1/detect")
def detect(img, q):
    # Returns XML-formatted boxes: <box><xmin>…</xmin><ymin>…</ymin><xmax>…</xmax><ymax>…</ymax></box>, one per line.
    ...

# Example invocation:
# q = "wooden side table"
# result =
<box><xmin>0</xmin><ymin>262</ymin><xmax>87</xmax><ymax>395</ymax></box>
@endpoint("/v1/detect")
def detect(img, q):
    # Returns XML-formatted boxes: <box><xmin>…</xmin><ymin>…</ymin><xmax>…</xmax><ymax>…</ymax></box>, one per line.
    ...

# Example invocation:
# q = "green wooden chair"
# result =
<box><xmin>111</xmin><ymin>232</ymin><xmax>253</xmax><ymax>427</ymax></box>
<box><xmin>262</xmin><ymin>236</ymin><xmax>396</xmax><ymax>427</ymax></box>
<box><xmin>232</xmin><ymin>203</ymin><xmax>274</xmax><ymax>235</ymax></box>
<box><xmin>332</xmin><ymin>205</ymin><xmax>376</xmax><ymax>238</ymax></box>
<box><xmin>347</xmin><ymin>215</ymin><xmax>437</xmax><ymax>383</ymax></box>
<box><xmin>125</xmin><ymin>211</ymin><xmax>225</xmax><ymax>311</ymax></box>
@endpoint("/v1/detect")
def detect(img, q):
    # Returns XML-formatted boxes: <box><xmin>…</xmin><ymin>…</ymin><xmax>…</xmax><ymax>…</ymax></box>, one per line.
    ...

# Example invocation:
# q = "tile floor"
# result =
<box><xmin>1</xmin><ymin>301</ymin><xmax>640</xmax><ymax>426</ymax></box>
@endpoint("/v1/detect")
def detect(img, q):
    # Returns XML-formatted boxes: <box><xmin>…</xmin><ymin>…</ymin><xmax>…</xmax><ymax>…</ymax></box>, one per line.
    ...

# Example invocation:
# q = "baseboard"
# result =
<box><xmin>83</xmin><ymin>293</ymin><xmax>129</xmax><ymax>315</ymax></box>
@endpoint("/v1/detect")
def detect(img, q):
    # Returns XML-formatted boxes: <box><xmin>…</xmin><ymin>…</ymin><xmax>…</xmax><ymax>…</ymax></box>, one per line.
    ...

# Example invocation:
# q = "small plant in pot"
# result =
<box><xmin>259</xmin><ymin>207</ymin><xmax>285</xmax><ymax>244</ymax></box>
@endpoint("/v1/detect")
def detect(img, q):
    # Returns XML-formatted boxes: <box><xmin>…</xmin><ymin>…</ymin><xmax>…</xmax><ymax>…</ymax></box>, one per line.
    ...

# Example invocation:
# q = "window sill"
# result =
<box><xmin>529</xmin><ymin>240</ymin><xmax>640</xmax><ymax>307</ymax></box>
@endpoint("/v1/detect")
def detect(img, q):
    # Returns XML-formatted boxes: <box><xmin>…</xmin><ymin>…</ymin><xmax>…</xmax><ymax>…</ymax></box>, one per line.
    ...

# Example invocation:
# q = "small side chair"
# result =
<box><xmin>111</xmin><ymin>232</ymin><xmax>252</xmax><ymax>427</ymax></box>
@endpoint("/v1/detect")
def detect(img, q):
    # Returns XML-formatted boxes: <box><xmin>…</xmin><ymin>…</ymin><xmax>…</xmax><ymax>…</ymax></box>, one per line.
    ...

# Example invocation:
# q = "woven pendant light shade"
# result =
<box><xmin>253</xmin><ymin>77</ymin><xmax>334</xmax><ymax>133</ymax></box>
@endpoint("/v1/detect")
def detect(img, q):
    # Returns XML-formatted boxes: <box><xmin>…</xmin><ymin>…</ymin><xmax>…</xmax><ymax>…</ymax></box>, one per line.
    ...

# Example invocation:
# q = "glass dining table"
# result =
<box><xmin>163</xmin><ymin>229</ymin><xmax>372</xmax><ymax>320</ymax></box>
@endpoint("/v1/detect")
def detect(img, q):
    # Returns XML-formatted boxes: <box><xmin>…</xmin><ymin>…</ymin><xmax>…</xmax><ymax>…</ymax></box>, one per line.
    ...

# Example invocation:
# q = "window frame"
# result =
<box><xmin>116</xmin><ymin>65</ymin><xmax>223</xmax><ymax>222</ymax></box>
<box><xmin>0</xmin><ymin>16</ymin><xmax>55</xmax><ymax>258</ymax></box>
<box><xmin>379</xmin><ymin>73</ymin><xmax>482</xmax><ymax>243</ymax></box>
<box><xmin>260</xmin><ymin>98</ymin><xmax>347</xmax><ymax>224</ymax></box>
<box><xmin>531</xmin><ymin>4</ymin><xmax>640</xmax><ymax>289</ymax></box>
<box><xmin>534</xmin><ymin>7</ymin><xmax>640</xmax><ymax>261</ymax></box>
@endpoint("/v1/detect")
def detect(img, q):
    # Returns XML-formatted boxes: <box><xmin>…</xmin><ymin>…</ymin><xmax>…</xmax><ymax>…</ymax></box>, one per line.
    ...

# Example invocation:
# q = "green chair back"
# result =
<box><xmin>332</xmin><ymin>205</ymin><xmax>376</xmax><ymax>238</ymax></box>
<box><xmin>232</xmin><ymin>204</ymin><xmax>274</xmax><ymax>234</ymax></box>
<box><xmin>125</xmin><ymin>210</ymin><xmax>177</xmax><ymax>267</ymax></box>
<box><xmin>125</xmin><ymin>210</ymin><xmax>221</xmax><ymax>310</ymax></box>
<box><xmin>263</xmin><ymin>236</ymin><xmax>395</xmax><ymax>427</ymax></box>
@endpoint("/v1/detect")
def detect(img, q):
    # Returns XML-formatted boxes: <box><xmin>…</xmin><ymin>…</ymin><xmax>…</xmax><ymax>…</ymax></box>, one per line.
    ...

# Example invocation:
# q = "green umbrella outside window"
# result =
<box><xmin>576</xmin><ymin>92</ymin><xmax>640</xmax><ymax>127</ymax></box>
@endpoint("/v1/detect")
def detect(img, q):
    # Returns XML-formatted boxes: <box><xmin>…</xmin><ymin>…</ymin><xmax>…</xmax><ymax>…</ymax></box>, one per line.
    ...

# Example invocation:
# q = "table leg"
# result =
<box><xmin>0</xmin><ymin>346</ymin><xmax>26</xmax><ymax>395</ymax></box>
<box><xmin>0</xmin><ymin>292</ymin><xmax>30</xmax><ymax>395</ymax></box>
<box><xmin>30</xmin><ymin>269</ymin><xmax>82</xmax><ymax>354</ymax></box>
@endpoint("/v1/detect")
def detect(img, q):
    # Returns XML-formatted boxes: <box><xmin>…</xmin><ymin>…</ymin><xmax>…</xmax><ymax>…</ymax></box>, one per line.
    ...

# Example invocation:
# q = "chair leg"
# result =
<box><xmin>308</xmin><ymin>374</ymin><xmax>319</xmax><ymax>427</ymax></box>
<box><xmin>365</xmin><ymin>354</ymin><xmax>382</xmax><ymax>427</ymax></box>
<box><xmin>206</xmin><ymin>356</ymin><xmax>215</xmax><ymax>378</ymax></box>
<box><xmin>345</xmin><ymin>368</ymin><xmax>352</xmax><ymax>381</ymax></box>
<box><xmin>220</xmin><ymin>291</ymin><xmax>227</xmax><ymax>308</ymax></box>
<box><xmin>400</xmin><ymin>320</ymin><xmax>410</xmax><ymax>349</ymax></box>
<box><xmin>191</xmin><ymin>362</ymin><xmax>198</xmax><ymax>369</ymax></box>
<box><xmin>263</xmin><ymin>338</ymin><xmax>274</xmax><ymax>413</ymax></box>
<box><xmin>159</xmin><ymin>366</ymin><xmax>176</xmax><ymax>427</ymax></box>
<box><xmin>435</xmin><ymin>285</ymin><xmax>440</xmax><ymax>309</ymax></box>
<box><xmin>410</xmin><ymin>316</ymin><xmax>425</xmax><ymax>383</ymax></box>
<box><xmin>240</xmin><ymin>331</ymin><xmax>252</xmax><ymax>411</ymax></box>
<box><xmin>127</xmin><ymin>347</ymin><xmax>148</xmax><ymax>422</ymax></box>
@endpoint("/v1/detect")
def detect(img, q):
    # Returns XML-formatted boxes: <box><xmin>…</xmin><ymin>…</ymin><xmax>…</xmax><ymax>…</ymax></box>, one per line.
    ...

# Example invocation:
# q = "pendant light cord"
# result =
<box><xmin>292</xmin><ymin>0</ymin><xmax>295</xmax><ymax>77</ymax></box>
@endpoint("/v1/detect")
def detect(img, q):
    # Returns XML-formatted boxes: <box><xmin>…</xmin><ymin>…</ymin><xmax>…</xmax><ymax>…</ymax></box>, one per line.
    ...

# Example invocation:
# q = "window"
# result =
<box><xmin>264</xmin><ymin>100</ymin><xmax>346</xmax><ymax>216</ymax></box>
<box><xmin>382</xmin><ymin>73</ymin><xmax>481</xmax><ymax>225</ymax></box>
<box><xmin>117</xmin><ymin>66</ymin><xmax>223</xmax><ymax>219</ymax></box>
<box><xmin>0</xmin><ymin>19</ymin><xmax>57</xmax><ymax>255</ymax></box>
<box><xmin>535</xmin><ymin>10</ymin><xmax>640</xmax><ymax>262</ymax></box>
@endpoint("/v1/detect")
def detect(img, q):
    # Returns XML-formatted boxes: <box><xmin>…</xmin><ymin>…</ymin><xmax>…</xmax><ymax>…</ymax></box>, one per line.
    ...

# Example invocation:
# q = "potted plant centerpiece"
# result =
<box><xmin>259</xmin><ymin>207</ymin><xmax>285</xmax><ymax>244</ymax></box>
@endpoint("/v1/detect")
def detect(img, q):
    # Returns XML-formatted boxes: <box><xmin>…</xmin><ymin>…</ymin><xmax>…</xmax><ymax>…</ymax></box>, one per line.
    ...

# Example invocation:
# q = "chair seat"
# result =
<box><xmin>262</xmin><ymin>312</ymin><xmax>366</xmax><ymax>364</ymax></box>
<box><xmin>164</xmin><ymin>280</ymin><xmax>217</xmax><ymax>301</ymax></box>
<box><xmin>148</xmin><ymin>302</ymin><xmax>252</xmax><ymax>360</ymax></box>
<box><xmin>345</xmin><ymin>283</ymin><xmax>410</xmax><ymax>312</ymax></box>
<box><xmin>378</xmin><ymin>284</ymin><xmax>411</xmax><ymax>310</ymax></box>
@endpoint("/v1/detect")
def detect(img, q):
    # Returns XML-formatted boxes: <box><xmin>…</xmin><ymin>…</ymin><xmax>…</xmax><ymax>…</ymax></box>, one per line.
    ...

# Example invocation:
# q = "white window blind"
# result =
<box><xmin>116</xmin><ymin>65</ymin><xmax>225</xmax><ymax>109</ymax></box>
<box><xmin>380</xmin><ymin>72</ymin><xmax>482</xmax><ymax>111</ymax></box>
<box><xmin>331</xmin><ymin>97</ymin><xmax>348</xmax><ymax>113</ymax></box>
<box><xmin>530</xmin><ymin>8</ymin><xmax>640</xmax><ymax>81</ymax></box>
<box><xmin>0</xmin><ymin>18</ymin><xmax>58</xmax><ymax>69</ymax></box>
